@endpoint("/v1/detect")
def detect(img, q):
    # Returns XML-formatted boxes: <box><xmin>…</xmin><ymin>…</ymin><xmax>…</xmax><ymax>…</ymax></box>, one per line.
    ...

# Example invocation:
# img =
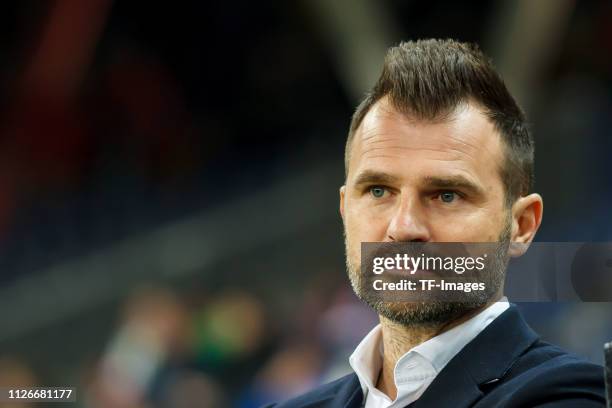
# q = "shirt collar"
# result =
<box><xmin>411</xmin><ymin>297</ymin><xmax>510</xmax><ymax>373</ymax></box>
<box><xmin>349</xmin><ymin>323</ymin><xmax>384</xmax><ymax>396</ymax></box>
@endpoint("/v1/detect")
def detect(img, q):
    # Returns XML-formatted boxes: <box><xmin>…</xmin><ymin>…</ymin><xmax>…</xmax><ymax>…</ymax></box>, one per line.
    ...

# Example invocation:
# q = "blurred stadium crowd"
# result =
<box><xmin>0</xmin><ymin>1</ymin><xmax>611</xmax><ymax>407</ymax></box>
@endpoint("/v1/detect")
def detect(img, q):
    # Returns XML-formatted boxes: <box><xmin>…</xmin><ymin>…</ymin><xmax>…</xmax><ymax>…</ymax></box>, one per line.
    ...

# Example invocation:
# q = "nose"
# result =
<box><xmin>386</xmin><ymin>195</ymin><xmax>431</xmax><ymax>242</ymax></box>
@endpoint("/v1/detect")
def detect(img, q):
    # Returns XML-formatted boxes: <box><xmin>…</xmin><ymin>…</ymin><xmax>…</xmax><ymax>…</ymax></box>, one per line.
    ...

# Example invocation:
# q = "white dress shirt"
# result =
<box><xmin>348</xmin><ymin>298</ymin><xmax>510</xmax><ymax>408</ymax></box>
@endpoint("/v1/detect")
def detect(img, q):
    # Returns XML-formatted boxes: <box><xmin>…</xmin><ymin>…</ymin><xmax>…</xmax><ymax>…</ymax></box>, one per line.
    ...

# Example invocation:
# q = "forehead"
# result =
<box><xmin>348</xmin><ymin>98</ymin><xmax>505</xmax><ymax>184</ymax></box>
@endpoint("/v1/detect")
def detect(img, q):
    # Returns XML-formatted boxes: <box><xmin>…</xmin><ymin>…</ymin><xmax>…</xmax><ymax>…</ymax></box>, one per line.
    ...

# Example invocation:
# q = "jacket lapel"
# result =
<box><xmin>286</xmin><ymin>373</ymin><xmax>361</xmax><ymax>408</ymax></box>
<box><xmin>328</xmin><ymin>373</ymin><xmax>362</xmax><ymax>408</ymax></box>
<box><xmin>409</xmin><ymin>305</ymin><xmax>539</xmax><ymax>407</ymax></box>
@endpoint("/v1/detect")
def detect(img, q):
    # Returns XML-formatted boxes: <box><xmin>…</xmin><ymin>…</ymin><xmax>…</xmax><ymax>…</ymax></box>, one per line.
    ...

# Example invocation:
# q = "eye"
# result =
<box><xmin>369</xmin><ymin>186</ymin><xmax>387</xmax><ymax>198</ymax></box>
<box><xmin>438</xmin><ymin>191</ymin><xmax>457</xmax><ymax>203</ymax></box>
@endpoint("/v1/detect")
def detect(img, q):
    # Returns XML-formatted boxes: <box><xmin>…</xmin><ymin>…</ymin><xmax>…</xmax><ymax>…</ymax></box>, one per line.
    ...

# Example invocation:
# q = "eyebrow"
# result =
<box><xmin>421</xmin><ymin>175</ymin><xmax>485</xmax><ymax>196</ymax></box>
<box><xmin>351</xmin><ymin>170</ymin><xmax>485</xmax><ymax>196</ymax></box>
<box><xmin>352</xmin><ymin>170</ymin><xmax>400</xmax><ymax>187</ymax></box>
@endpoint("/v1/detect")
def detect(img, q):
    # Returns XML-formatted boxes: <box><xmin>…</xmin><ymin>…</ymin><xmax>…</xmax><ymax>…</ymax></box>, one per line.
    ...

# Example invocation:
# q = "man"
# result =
<box><xmin>271</xmin><ymin>39</ymin><xmax>606</xmax><ymax>407</ymax></box>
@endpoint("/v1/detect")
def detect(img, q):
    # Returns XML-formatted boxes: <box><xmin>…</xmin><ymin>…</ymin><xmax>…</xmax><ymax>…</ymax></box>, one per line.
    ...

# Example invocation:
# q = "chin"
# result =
<box><xmin>369</xmin><ymin>299</ymin><xmax>487</xmax><ymax>327</ymax></box>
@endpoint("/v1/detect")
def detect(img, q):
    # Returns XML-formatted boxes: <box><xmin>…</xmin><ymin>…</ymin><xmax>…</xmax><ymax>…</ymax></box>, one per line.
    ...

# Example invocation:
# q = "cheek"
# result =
<box><xmin>344</xmin><ymin>203</ymin><xmax>389</xmax><ymax>241</ymax></box>
<box><xmin>431</xmin><ymin>209</ymin><xmax>504</xmax><ymax>241</ymax></box>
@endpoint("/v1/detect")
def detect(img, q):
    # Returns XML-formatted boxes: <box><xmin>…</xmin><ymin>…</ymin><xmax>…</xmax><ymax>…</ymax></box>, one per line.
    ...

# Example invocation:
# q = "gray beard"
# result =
<box><xmin>345</xmin><ymin>218</ymin><xmax>511</xmax><ymax>328</ymax></box>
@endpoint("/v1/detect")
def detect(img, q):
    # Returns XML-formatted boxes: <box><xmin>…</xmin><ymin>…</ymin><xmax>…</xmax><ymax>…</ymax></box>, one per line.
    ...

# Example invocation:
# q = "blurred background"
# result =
<box><xmin>0</xmin><ymin>0</ymin><xmax>610</xmax><ymax>407</ymax></box>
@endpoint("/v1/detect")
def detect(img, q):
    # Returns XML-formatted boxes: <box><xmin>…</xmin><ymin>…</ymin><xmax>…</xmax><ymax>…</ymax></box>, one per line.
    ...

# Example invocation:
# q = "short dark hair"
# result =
<box><xmin>345</xmin><ymin>39</ymin><xmax>534</xmax><ymax>205</ymax></box>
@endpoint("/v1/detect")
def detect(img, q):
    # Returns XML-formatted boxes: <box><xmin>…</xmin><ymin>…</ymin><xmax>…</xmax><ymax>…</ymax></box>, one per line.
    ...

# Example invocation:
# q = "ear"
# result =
<box><xmin>339</xmin><ymin>185</ymin><xmax>346</xmax><ymax>221</ymax></box>
<box><xmin>508</xmin><ymin>193</ymin><xmax>543</xmax><ymax>257</ymax></box>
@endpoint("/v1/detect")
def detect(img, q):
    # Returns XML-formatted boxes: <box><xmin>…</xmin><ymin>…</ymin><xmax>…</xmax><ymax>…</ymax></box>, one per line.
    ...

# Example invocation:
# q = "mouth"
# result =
<box><xmin>383</xmin><ymin>268</ymin><xmax>440</xmax><ymax>279</ymax></box>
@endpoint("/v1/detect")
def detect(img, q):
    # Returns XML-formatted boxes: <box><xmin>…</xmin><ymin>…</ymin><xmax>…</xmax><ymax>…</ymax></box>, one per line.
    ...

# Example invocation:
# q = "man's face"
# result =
<box><xmin>340</xmin><ymin>97</ymin><xmax>511</xmax><ymax>325</ymax></box>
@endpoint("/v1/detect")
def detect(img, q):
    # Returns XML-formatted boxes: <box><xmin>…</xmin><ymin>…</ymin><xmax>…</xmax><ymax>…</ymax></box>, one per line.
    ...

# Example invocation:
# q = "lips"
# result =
<box><xmin>382</xmin><ymin>268</ymin><xmax>440</xmax><ymax>279</ymax></box>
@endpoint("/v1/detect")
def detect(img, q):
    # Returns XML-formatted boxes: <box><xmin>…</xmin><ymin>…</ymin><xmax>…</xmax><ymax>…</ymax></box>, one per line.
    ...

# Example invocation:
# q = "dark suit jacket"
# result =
<box><xmin>268</xmin><ymin>305</ymin><xmax>606</xmax><ymax>407</ymax></box>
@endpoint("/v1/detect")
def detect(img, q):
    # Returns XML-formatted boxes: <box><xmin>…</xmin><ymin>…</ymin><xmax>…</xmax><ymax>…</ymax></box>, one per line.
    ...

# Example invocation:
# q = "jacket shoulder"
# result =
<box><xmin>480</xmin><ymin>341</ymin><xmax>606</xmax><ymax>407</ymax></box>
<box><xmin>265</xmin><ymin>373</ymin><xmax>358</xmax><ymax>408</ymax></box>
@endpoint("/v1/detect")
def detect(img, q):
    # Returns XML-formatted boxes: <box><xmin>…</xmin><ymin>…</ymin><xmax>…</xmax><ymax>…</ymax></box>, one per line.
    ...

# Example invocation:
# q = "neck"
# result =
<box><xmin>375</xmin><ymin>298</ymin><xmax>500</xmax><ymax>400</ymax></box>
